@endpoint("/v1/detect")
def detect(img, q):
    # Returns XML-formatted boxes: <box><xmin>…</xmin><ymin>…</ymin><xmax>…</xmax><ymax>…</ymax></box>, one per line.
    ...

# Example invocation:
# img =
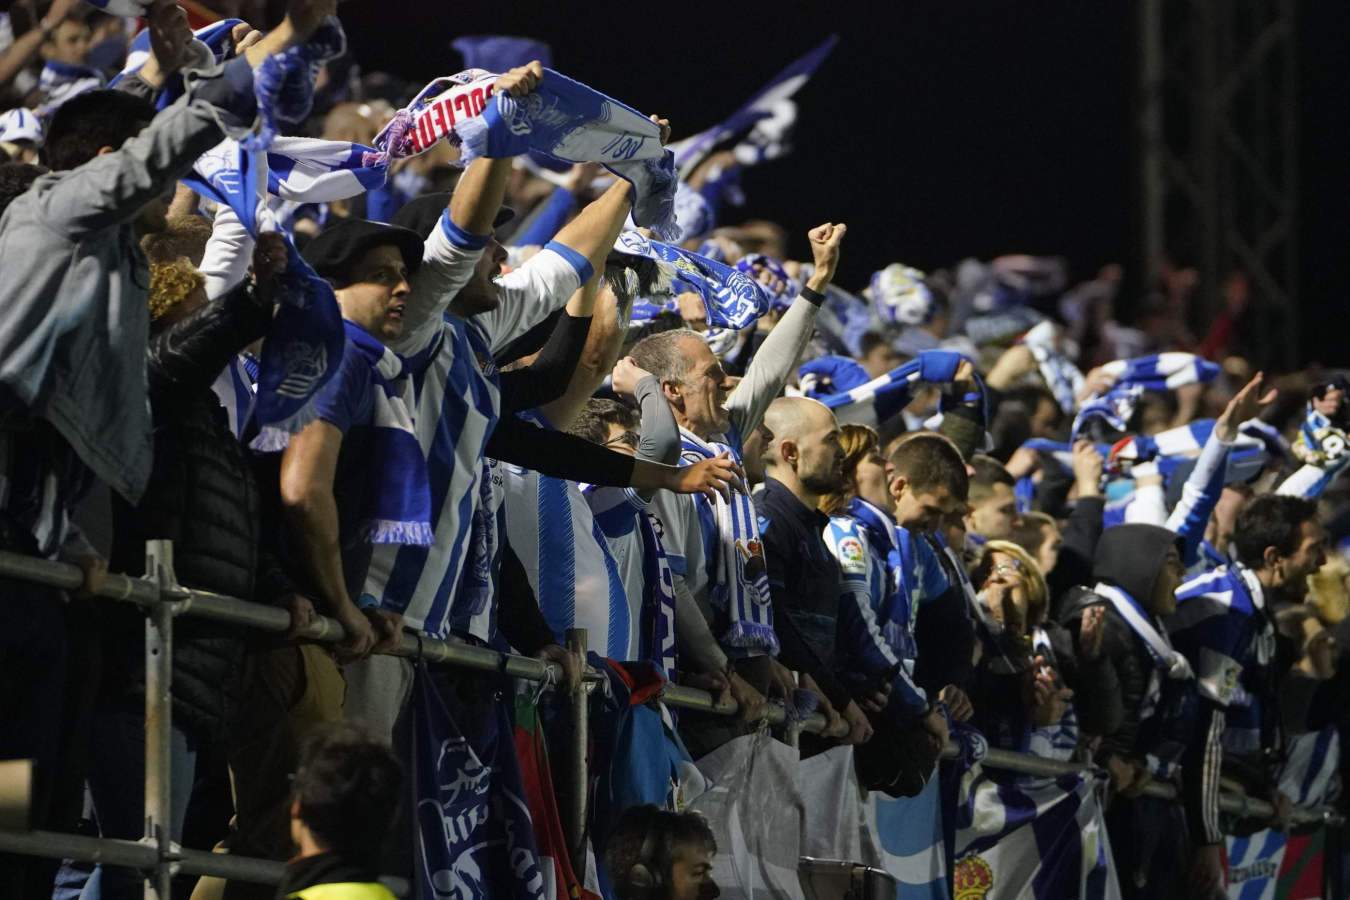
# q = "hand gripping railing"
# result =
<box><xmin>0</xmin><ymin>544</ymin><xmax>1340</xmax><ymax>900</ymax></box>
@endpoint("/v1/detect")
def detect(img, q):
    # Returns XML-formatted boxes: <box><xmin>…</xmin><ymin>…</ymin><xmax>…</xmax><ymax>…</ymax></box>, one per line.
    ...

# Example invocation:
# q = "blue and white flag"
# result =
<box><xmin>671</xmin><ymin>36</ymin><xmax>838</xmax><ymax>179</ymax></box>
<box><xmin>946</xmin><ymin>730</ymin><xmax>1122</xmax><ymax>900</ymax></box>
<box><xmin>867</xmin><ymin>773</ymin><xmax>947</xmax><ymax>899</ymax></box>
<box><xmin>613</xmin><ymin>230</ymin><xmax>769</xmax><ymax>330</ymax></box>
<box><xmin>186</xmin><ymin>142</ymin><xmax>347</xmax><ymax>449</ymax></box>
<box><xmin>1277</xmin><ymin>725</ymin><xmax>1339</xmax><ymax>809</ymax></box>
<box><xmin>412</xmin><ymin>668</ymin><xmax>547</xmax><ymax>900</ymax></box>
<box><xmin>370</xmin><ymin>68</ymin><xmax>677</xmax><ymax>237</ymax></box>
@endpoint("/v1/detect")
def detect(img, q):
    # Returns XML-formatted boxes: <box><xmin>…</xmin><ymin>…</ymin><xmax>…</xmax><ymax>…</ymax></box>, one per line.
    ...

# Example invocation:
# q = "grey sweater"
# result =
<box><xmin>0</xmin><ymin>67</ymin><xmax>252</xmax><ymax>505</ymax></box>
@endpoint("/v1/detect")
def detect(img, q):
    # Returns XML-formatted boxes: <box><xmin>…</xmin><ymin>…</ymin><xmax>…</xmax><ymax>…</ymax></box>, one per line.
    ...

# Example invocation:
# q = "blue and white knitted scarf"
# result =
<box><xmin>367</xmin><ymin>67</ymin><xmax>677</xmax><ymax>237</ymax></box>
<box><xmin>614</xmin><ymin>230</ymin><xmax>769</xmax><ymax>329</ymax></box>
<box><xmin>1019</xmin><ymin>320</ymin><xmax>1083</xmax><ymax>413</ymax></box>
<box><xmin>37</xmin><ymin>59</ymin><xmax>103</xmax><ymax>114</ymax></box>
<box><xmin>342</xmin><ymin>322</ymin><xmax>434</xmax><ymax>546</ymax></box>
<box><xmin>799</xmin><ymin>350</ymin><xmax>965</xmax><ymax>427</ymax></box>
<box><xmin>1072</xmin><ymin>353</ymin><xmax>1220</xmax><ymax>439</ymax></box>
<box><xmin>639</xmin><ymin>510</ymin><xmax>678</xmax><ymax>676</ymax></box>
<box><xmin>112</xmin><ymin>18</ymin><xmax>241</xmax><ymax>109</ymax></box>
<box><xmin>679</xmin><ymin>428</ymin><xmax>778</xmax><ymax>654</ymax></box>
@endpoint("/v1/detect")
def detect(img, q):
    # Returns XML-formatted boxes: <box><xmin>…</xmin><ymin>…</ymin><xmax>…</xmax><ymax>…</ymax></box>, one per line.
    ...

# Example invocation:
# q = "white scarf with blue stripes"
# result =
<box><xmin>679</xmin><ymin>428</ymin><xmax>778</xmax><ymax>654</ymax></box>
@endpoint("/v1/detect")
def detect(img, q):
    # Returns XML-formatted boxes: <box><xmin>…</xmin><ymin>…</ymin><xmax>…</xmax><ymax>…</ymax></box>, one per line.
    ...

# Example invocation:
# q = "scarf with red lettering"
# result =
<box><xmin>366</xmin><ymin>68</ymin><xmax>677</xmax><ymax>238</ymax></box>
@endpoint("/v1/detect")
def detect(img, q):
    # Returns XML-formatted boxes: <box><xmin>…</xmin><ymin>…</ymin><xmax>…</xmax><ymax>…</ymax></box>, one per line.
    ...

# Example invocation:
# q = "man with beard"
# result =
<box><xmin>756</xmin><ymin>396</ymin><xmax>871</xmax><ymax>746</ymax></box>
<box><xmin>1168</xmin><ymin>494</ymin><xmax>1327</xmax><ymax>896</ymax></box>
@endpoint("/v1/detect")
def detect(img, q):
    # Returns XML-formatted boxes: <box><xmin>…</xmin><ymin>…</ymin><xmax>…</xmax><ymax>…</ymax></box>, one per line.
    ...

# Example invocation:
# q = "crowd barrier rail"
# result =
<box><xmin>0</xmin><ymin>544</ymin><xmax>1340</xmax><ymax>898</ymax></box>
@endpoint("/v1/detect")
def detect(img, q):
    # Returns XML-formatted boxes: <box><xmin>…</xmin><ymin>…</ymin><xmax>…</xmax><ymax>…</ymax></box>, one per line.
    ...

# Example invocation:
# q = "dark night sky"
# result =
<box><xmin>337</xmin><ymin>0</ymin><xmax>1345</xmax><ymax>364</ymax></box>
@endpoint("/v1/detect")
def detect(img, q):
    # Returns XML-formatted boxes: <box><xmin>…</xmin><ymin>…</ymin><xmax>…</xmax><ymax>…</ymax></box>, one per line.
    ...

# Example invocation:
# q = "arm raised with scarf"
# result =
<box><xmin>28</xmin><ymin>0</ymin><xmax>332</xmax><ymax>238</ymax></box>
<box><xmin>726</xmin><ymin>223</ymin><xmax>846</xmax><ymax>439</ymax></box>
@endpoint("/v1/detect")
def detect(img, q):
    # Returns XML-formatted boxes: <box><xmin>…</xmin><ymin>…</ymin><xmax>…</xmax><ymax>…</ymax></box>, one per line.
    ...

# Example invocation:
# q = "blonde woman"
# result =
<box><xmin>969</xmin><ymin>540</ymin><xmax>1079</xmax><ymax>759</ymax></box>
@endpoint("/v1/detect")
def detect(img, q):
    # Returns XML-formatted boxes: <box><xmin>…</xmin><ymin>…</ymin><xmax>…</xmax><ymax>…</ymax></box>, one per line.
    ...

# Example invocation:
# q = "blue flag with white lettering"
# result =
<box><xmin>412</xmin><ymin>667</ymin><xmax>547</xmax><ymax>900</ymax></box>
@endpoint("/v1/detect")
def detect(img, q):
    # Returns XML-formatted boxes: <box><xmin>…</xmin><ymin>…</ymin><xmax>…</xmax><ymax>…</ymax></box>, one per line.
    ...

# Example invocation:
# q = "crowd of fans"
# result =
<box><xmin>1</xmin><ymin>1</ymin><xmax>1347</xmax><ymax>899</ymax></box>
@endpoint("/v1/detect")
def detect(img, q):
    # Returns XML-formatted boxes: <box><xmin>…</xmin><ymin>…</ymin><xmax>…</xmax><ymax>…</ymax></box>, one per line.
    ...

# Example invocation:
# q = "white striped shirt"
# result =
<box><xmin>360</xmin><ymin>212</ymin><xmax>590</xmax><ymax>638</ymax></box>
<box><xmin>503</xmin><ymin>461</ymin><xmax>636</xmax><ymax>659</ymax></box>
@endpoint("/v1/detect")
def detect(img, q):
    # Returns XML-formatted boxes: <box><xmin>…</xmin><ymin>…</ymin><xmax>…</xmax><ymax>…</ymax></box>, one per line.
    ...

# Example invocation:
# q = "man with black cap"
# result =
<box><xmin>280</xmin><ymin>215</ymin><xmax>428</xmax><ymax>660</ymax></box>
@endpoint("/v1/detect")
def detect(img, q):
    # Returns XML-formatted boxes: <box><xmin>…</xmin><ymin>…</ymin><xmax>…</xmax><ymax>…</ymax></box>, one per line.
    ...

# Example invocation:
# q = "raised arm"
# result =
<box><xmin>36</xmin><ymin>0</ymin><xmax>333</xmax><ymax>239</ymax></box>
<box><xmin>726</xmin><ymin>223</ymin><xmax>846</xmax><ymax>438</ymax></box>
<box><xmin>1168</xmin><ymin>375</ymin><xmax>1276</xmax><ymax>564</ymax></box>
<box><xmin>395</xmin><ymin>63</ymin><xmax>545</xmax><ymax>353</ymax></box>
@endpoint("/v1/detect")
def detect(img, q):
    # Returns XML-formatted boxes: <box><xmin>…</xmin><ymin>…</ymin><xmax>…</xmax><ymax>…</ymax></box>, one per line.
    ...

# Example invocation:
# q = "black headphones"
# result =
<box><xmin>622</xmin><ymin>819</ymin><xmax>667</xmax><ymax>900</ymax></box>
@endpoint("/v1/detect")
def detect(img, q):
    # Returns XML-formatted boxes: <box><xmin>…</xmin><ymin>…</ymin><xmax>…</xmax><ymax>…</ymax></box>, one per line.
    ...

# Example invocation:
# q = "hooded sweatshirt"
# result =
<box><xmin>1059</xmin><ymin>524</ymin><xmax>1188</xmax><ymax>754</ymax></box>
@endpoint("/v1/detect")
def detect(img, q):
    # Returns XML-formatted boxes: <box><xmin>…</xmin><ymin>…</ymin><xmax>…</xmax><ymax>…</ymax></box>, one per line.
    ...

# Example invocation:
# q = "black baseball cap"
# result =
<box><xmin>391</xmin><ymin>191</ymin><xmax>514</xmax><ymax>241</ymax></box>
<box><xmin>301</xmin><ymin>218</ymin><xmax>425</xmax><ymax>283</ymax></box>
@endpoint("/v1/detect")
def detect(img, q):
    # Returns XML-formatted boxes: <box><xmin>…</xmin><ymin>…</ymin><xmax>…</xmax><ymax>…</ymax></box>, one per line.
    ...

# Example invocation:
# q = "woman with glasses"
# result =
<box><xmin>968</xmin><ymin>540</ymin><xmax>1080</xmax><ymax>760</ymax></box>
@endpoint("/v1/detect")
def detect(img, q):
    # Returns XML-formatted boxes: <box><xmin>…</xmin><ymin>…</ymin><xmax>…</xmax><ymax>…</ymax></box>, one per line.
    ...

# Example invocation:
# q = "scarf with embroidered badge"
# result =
<box><xmin>680</xmin><ymin>428</ymin><xmax>778</xmax><ymax>654</ymax></box>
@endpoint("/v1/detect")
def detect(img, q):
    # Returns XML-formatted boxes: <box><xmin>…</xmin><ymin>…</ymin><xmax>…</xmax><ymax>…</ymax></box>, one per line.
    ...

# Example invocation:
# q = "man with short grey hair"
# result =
<box><xmin>629</xmin><ymin>222</ymin><xmax>848</xmax><ymax>754</ymax></box>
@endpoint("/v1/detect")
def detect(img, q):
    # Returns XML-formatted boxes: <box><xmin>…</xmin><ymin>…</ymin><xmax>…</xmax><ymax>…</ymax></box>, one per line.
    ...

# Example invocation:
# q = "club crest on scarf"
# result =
<box><xmin>276</xmin><ymin>340</ymin><xmax>328</xmax><ymax>398</ymax></box>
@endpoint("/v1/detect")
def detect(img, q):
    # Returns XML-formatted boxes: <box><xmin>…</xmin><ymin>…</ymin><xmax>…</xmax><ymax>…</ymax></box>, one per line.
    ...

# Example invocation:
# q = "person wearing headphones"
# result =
<box><xmin>604</xmin><ymin>805</ymin><xmax>720</xmax><ymax>900</ymax></box>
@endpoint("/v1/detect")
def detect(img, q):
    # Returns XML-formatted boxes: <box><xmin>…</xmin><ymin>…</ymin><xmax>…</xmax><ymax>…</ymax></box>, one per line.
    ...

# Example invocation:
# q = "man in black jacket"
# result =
<box><xmin>757</xmin><ymin>396</ymin><xmax>869</xmax><ymax>745</ymax></box>
<box><xmin>1059</xmin><ymin>523</ymin><xmax>1191</xmax><ymax>899</ymax></box>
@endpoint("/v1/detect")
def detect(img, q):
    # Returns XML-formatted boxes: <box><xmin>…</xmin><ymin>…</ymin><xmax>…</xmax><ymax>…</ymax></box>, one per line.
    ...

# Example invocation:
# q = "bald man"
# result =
<box><xmin>756</xmin><ymin>397</ymin><xmax>873</xmax><ymax>745</ymax></box>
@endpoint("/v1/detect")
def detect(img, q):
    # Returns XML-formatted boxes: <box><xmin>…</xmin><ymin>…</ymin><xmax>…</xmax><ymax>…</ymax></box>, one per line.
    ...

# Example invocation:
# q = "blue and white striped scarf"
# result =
<box><xmin>187</xmin><ymin>142</ymin><xmax>347</xmax><ymax>451</ymax></box>
<box><xmin>614</xmin><ymin>230</ymin><xmax>769</xmax><ymax>329</ymax></box>
<box><xmin>111</xmin><ymin>18</ymin><xmax>241</xmax><ymax>108</ymax></box>
<box><xmin>680</xmin><ymin>428</ymin><xmax>778</xmax><ymax>654</ymax></box>
<box><xmin>368</xmin><ymin>67</ymin><xmax>677</xmax><ymax>238</ymax></box>
<box><xmin>1072</xmin><ymin>352</ymin><xmax>1220</xmax><ymax>439</ymax></box>
<box><xmin>244</xmin><ymin>17</ymin><xmax>346</xmax><ymax>151</ymax></box>
<box><xmin>639</xmin><ymin>510</ymin><xmax>678</xmax><ymax>676</ymax></box>
<box><xmin>799</xmin><ymin>351</ymin><xmax>966</xmax><ymax>427</ymax></box>
<box><xmin>37</xmin><ymin>59</ymin><xmax>104</xmax><ymax>114</ymax></box>
<box><xmin>341</xmin><ymin>322</ymin><xmax>433</xmax><ymax>546</ymax></box>
<box><xmin>1019</xmin><ymin>320</ymin><xmax>1083</xmax><ymax>414</ymax></box>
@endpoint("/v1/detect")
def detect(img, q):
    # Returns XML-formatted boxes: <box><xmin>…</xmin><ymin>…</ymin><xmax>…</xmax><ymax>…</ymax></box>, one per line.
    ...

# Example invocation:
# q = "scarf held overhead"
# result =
<box><xmin>614</xmin><ymin>230</ymin><xmax>769</xmax><ymax>330</ymax></box>
<box><xmin>369</xmin><ymin>67</ymin><xmax>678</xmax><ymax>237</ymax></box>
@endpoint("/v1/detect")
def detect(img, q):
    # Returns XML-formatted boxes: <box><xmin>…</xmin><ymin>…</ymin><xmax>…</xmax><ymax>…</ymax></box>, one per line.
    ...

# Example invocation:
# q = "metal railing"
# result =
<box><xmin>0</xmin><ymin>545</ymin><xmax>1340</xmax><ymax>899</ymax></box>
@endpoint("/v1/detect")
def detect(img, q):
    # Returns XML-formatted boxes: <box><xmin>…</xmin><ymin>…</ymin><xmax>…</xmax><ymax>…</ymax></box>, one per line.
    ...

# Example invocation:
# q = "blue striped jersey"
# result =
<box><xmin>360</xmin><ymin>210</ymin><xmax>590</xmax><ymax>639</ymax></box>
<box><xmin>1168</xmin><ymin>564</ymin><xmax>1278</xmax><ymax>753</ymax></box>
<box><xmin>504</xmin><ymin>463</ymin><xmax>633</xmax><ymax>660</ymax></box>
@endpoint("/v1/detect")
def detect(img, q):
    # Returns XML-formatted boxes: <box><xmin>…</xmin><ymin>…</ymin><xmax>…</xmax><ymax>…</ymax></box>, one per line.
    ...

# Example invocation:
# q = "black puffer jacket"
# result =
<box><xmin>104</xmin><ymin>282</ymin><xmax>277</xmax><ymax>742</ymax></box>
<box><xmin>1059</xmin><ymin>523</ymin><xmax>1184</xmax><ymax>759</ymax></box>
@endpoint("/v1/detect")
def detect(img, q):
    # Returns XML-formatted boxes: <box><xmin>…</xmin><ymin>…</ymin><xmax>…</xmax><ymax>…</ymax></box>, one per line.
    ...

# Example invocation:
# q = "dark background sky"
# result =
<box><xmin>337</xmin><ymin>0</ymin><xmax>1345</xmax><ymax>365</ymax></box>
